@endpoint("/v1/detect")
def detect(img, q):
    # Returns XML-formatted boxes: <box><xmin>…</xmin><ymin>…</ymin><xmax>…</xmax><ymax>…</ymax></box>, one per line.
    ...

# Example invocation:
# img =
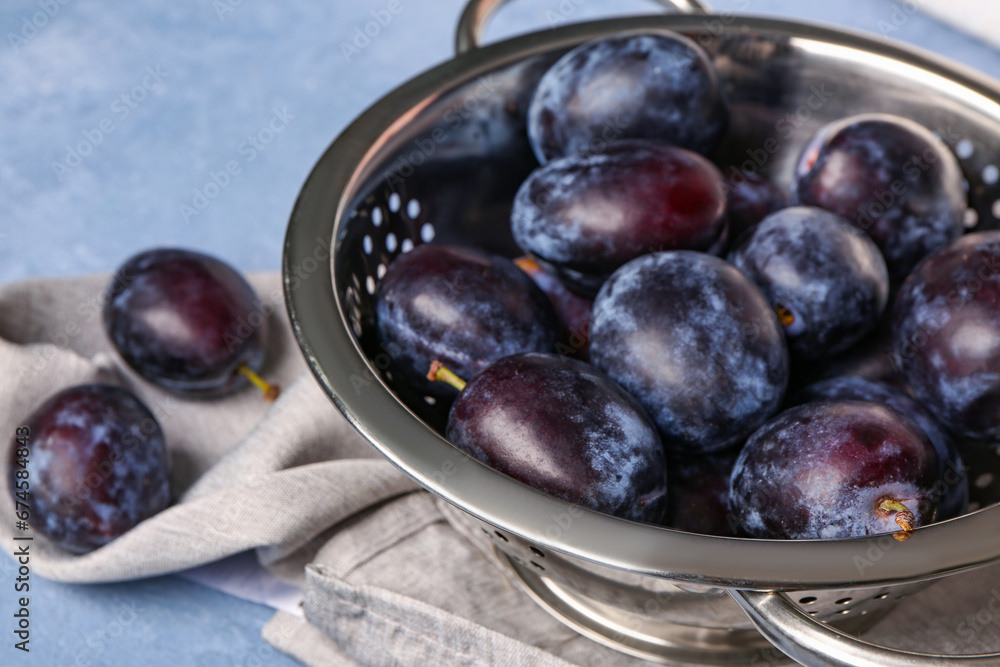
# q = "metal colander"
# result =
<box><xmin>283</xmin><ymin>1</ymin><xmax>1000</xmax><ymax>664</ymax></box>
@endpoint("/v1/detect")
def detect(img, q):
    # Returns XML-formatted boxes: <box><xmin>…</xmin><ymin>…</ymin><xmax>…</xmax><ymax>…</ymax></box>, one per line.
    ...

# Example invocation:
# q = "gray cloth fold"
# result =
<box><xmin>3</xmin><ymin>274</ymin><xmax>1000</xmax><ymax>666</ymax></box>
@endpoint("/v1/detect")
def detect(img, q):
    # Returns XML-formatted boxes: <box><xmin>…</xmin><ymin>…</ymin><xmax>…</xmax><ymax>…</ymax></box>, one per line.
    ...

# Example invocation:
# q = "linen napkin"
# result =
<box><xmin>2</xmin><ymin>274</ymin><xmax>999</xmax><ymax>666</ymax></box>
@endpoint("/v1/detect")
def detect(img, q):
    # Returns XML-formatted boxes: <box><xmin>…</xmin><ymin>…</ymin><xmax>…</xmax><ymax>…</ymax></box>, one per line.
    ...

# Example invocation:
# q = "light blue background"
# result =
<box><xmin>2</xmin><ymin>0</ymin><xmax>999</xmax><ymax>665</ymax></box>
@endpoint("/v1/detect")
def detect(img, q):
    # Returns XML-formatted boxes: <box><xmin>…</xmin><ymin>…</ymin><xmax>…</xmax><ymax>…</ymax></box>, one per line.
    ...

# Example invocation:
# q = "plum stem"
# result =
<box><xmin>427</xmin><ymin>361</ymin><xmax>466</xmax><ymax>392</ymax></box>
<box><xmin>774</xmin><ymin>304</ymin><xmax>795</xmax><ymax>327</ymax></box>
<box><xmin>238</xmin><ymin>365</ymin><xmax>281</xmax><ymax>401</ymax></box>
<box><xmin>515</xmin><ymin>256</ymin><xmax>540</xmax><ymax>273</ymax></box>
<box><xmin>876</xmin><ymin>497</ymin><xmax>915</xmax><ymax>542</ymax></box>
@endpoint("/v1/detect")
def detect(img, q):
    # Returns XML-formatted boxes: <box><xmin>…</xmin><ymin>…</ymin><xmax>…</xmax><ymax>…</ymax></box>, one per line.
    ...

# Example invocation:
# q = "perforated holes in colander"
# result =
<box><xmin>347</xmin><ymin>186</ymin><xmax>433</xmax><ymax>311</ymax></box>
<box><xmin>946</xmin><ymin>133</ymin><xmax>1000</xmax><ymax>230</ymax></box>
<box><xmin>788</xmin><ymin>585</ymin><xmax>922</xmax><ymax>623</ymax></box>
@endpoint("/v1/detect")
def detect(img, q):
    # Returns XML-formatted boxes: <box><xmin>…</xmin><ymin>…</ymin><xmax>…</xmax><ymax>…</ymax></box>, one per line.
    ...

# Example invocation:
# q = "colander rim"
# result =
<box><xmin>284</xmin><ymin>12</ymin><xmax>1000</xmax><ymax>590</ymax></box>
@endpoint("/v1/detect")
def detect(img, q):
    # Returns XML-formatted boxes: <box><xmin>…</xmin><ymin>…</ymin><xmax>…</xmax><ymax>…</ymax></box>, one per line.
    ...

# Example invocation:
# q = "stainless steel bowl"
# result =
<box><xmin>283</xmin><ymin>1</ymin><xmax>1000</xmax><ymax>664</ymax></box>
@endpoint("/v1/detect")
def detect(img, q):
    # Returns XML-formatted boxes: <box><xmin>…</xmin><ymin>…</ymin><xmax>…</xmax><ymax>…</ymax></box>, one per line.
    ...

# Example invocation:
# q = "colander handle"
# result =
<box><xmin>732</xmin><ymin>589</ymin><xmax>1000</xmax><ymax>666</ymax></box>
<box><xmin>455</xmin><ymin>0</ymin><xmax>713</xmax><ymax>54</ymax></box>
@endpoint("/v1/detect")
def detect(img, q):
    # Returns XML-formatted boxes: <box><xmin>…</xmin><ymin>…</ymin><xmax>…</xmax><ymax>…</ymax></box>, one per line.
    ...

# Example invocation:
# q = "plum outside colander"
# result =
<box><xmin>283</xmin><ymin>1</ymin><xmax>1000</xmax><ymax>664</ymax></box>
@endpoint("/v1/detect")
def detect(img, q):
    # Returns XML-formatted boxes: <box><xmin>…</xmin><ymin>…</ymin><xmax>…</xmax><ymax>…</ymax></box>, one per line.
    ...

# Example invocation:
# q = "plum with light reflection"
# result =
<box><xmin>375</xmin><ymin>244</ymin><xmax>559</xmax><ymax>401</ymax></box>
<box><xmin>893</xmin><ymin>231</ymin><xmax>1000</xmax><ymax>440</ymax></box>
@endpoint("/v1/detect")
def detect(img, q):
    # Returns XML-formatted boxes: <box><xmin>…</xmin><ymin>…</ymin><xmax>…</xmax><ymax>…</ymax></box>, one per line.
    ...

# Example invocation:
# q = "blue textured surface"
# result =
<box><xmin>2</xmin><ymin>0</ymin><xmax>1000</xmax><ymax>665</ymax></box>
<box><xmin>2</xmin><ymin>565</ymin><xmax>292</xmax><ymax>667</ymax></box>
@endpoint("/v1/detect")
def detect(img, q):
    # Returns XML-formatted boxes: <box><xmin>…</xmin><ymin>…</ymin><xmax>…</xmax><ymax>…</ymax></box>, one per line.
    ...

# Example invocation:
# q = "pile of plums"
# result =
<box><xmin>376</xmin><ymin>30</ymin><xmax>999</xmax><ymax>541</ymax></box>
<box><xmin>11</xmin><ymin>248</ymin><xmax>278</xmax><ymax>553</ymax></box>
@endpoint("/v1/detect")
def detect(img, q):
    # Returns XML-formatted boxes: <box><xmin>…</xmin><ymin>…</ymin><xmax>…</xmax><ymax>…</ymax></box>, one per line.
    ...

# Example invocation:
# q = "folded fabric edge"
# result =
<box><xmin>2</xmin><ymin>459</ymin><xmax>418</xmax><ymax>584</ymax></box>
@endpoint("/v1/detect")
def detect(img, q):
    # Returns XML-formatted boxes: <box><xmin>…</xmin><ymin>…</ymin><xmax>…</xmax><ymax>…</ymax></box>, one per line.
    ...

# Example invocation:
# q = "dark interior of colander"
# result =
<box><xmin>333</xmin><ymin>25</ymin><xmax>1000</xmax><ymax>506</ymax></box>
